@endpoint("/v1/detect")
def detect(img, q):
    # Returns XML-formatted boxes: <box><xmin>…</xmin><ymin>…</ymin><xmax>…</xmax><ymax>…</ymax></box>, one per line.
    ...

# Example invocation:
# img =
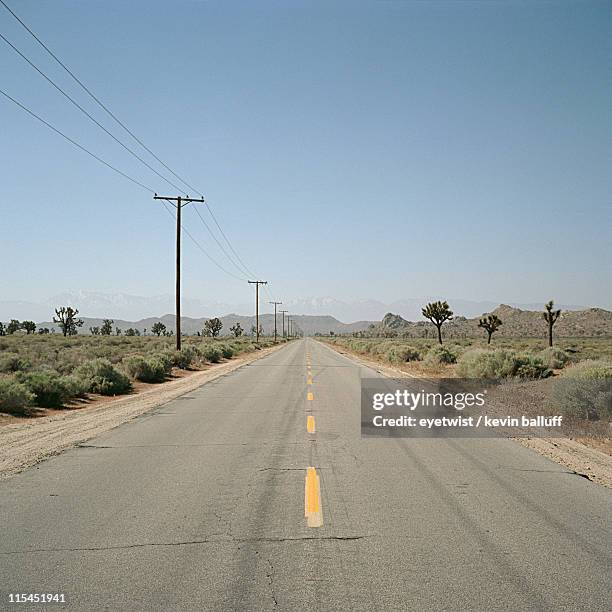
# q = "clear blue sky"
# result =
<box><xmin>1</xmin><ymin>0</ymin><xmax>610</xmax><ymax>309</ymax></box>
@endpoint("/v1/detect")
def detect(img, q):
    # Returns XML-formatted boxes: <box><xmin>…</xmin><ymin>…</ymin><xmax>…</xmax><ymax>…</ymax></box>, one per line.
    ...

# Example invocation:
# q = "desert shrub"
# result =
<box><xmin>457</xmin><ymin>349</ymin><xmax>550</xmax><ymax>379</ymax></box>
<box><xmin>0</xmin><ymin>353</ymin><xmax>31</xmax><ymax>373</ymax></box>
<box><xmin>74</xmin><ymin>359</ymin><xmax>131</xmax><ymax>395</ymax></box>
<box><xmin>387</xmin><ymin>346</ymin><xmax>421</xmax><ymax>363</ymax></box>
<box><xmin>123</xmin><ymin>355</ymin><xmax>148</xmax><ymax>380</ymax></box>
<box><xmin>16</xmin><ymin>371</ymin><xmax>72</xmax><ymax>408</ymax></box>
<box><xmin>202</xmin><ymin>346</ymin><xmax>222</xmax><ymax>363</ymax></box>
<box><xmin>164</xmin><ymin>347</ymin><xmax>198</xmax><ymax>370</ymax></box>
<box><xmin>372</xmin><ymin>341</ymin><xmax>394</xmax><ymax>356</ymax></box>
<box><xmin>549</xmin><ymin>360</ymin><xmax>612</xmax><ymax>420</ymax></box>
<box><xmin>155</xmin><ymin>352</ymin><xmax>175</xmax><ymax>371</ymax></box>
<box><xmin>0</xmin><ymin>376</ymin><xmax>35</xmax><ymax>415</ymax></box>
<box><xmin>424</xmin><ymin>345</ymin><xmax>459</xmax><ymax>367</ymax></box>
<box><xmin>513</xmin><ymin>354</ymin><xmax>551</xmax><ymax>379</ymax></box>
<box><xmin>349</xmin><ymin>341</ymin><xmax>369</xmax><ymax>353</ymax></box>
<box><xmin>217</xmin><ymin>343</ymin><xmax>234</xmax><ymax>359</ymax></box>
<box><xmin>123</xmin><ymin>355</ymin><xmax>171</xmax><ymax>383</ymax></box>
<box><xmin>62</xmin><ymin>373</ymin><xmax>90</xmax><ymax>398</ymax></box>
<box><xmin>539</xmin><ymin>348</ymin><xmax>571</xmax><ymax>370</ymax></box>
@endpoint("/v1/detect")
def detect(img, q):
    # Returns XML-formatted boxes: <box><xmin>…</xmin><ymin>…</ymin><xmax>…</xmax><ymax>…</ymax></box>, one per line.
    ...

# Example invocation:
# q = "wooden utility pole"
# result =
<box><xmin>279</xmin><ymin>309</ymin><xmax>288</xmax><ymax>338</ymax></box>
<box><xmin>269</xmin><ymin>301</ymin><xmax>282</xmax><ymax>342</ymax></box>
<box><xmin>153</xmin><ymin>194</ymin><xmax>205</xmax><ymax>350</ymax></box>
<box><xmin>248</xmin><ymin>280</ymin><xmax>267</xmax><ymax>343</ymax></box>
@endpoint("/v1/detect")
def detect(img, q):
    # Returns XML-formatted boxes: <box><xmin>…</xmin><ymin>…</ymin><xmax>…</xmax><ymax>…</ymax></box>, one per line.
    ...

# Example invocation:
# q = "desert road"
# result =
<box><xmin>0</xmin><ymin>339</ymin><xmax>610</xmax><ymax>611</ymax></box>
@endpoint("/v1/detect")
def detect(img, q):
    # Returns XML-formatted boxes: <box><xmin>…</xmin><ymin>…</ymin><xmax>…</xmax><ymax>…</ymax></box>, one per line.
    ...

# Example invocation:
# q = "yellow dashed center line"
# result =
<box><xmin>304</xmin><ymin>467</ymin><xmax>323</xmax><ymax>527</ymax></box>
<box><xmin>307</xmin><ymin>391</ymin><xmax>314</xmax><ymax>401</ymax></box>
<box><xmin>307</xmin><ymin>415</ymin><xmax>316</xmax><ymax>433</ymax></box>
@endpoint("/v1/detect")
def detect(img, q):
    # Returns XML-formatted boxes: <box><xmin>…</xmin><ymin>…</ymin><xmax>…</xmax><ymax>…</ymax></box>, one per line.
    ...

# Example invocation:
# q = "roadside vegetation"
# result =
<box><xmin>0</xmin><ymin>334</ymin><xmax>285</xmax><ymax>417</ymax></box>
<box><xmin>321</xmin><ymin>335</ymin><xmax>612</xmax><ymax>425</ymax></box>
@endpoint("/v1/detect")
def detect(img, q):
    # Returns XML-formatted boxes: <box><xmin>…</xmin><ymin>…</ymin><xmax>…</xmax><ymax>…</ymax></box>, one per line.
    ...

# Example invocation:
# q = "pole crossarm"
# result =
<box><xmin>153</xmin><ymin>194</ymin><xmax>205</xmax><ymax>204</ymax></box>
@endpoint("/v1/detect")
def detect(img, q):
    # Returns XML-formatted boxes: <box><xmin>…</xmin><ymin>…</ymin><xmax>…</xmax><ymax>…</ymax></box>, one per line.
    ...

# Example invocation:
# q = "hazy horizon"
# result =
<box><xmin>1</xmin><ymin>289</ymin><xmax>606</xmax><ymax>325</ymax></box>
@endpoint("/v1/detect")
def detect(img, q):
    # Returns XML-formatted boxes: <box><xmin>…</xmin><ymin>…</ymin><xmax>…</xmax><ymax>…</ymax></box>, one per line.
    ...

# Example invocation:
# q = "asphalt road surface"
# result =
<box><xmin>1</xmin><ymin>339</ymin><xmax>610</xmax><ymax>611</ymax></box>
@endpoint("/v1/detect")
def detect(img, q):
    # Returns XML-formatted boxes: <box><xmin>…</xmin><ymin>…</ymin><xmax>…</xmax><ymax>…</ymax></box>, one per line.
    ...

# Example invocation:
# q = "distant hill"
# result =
<box><xmin>1</xmin><ymin>291</ymin><xmax>594</xmax><ymax>324</ymax></box>
<box><xmin>35</xmin><ymin>313</ymin><xmax>375</xmax><ymax>336</ymax></box>
<box><xmin>375</xmin><ymin>305</ymin><xmax>612</xmax><ymax>338</ymax></box>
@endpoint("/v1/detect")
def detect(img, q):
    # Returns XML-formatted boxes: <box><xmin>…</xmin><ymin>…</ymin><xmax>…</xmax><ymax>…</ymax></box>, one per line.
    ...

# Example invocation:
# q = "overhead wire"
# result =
<box><xmin>0</xmin><ymin>87</ymin><xmax>153</xmax><ymax>193</ymax></box>
<box><xmin>0</xmin><ymin>30</ymin><xmax>185</xmax><ymax>193</ymax></box>
<box><xmin>1</xmin><ymin>0</ymin><xmax>276</xmax><ymax>294</ymax></box>
<box><xmin>0</xmin><ymin>0</ymin><xmax>200</xmax><ymax>197</ymax></box>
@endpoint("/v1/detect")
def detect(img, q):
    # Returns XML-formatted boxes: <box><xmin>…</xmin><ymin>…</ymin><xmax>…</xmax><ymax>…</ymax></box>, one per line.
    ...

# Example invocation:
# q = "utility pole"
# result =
<box><xmin>269</xmin><ymin>301</ymin><xmax>282</xmax><ymax>342</ymax></box>
<box><xmin>153</xmin><ymin>194</ymin><xmax>205</xmax><ymax>350</ymax></box>
<box><xmin>279</xmin><ymin>309</ymin><xmax>288</xmax><ymax>338</ymax></box>
<box><xmin>248</xmin><ymin>280</ymin><xmax>267</xmax><ymax>343</ymax></box>
<box><xmin>288</xmin><ymin>317</ymin><xmax>292</xmax><ymax>338</ymax></box>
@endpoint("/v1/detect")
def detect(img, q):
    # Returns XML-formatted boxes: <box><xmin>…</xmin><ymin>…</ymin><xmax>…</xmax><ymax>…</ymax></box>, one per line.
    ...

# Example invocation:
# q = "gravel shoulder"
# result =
<box><xmin>321</xmin><ymin>340</ymin><xmax>612</xmax><ymax>489</ymax></box>
<box><xmin>0</xmin><ymin>343</ymin><xmax>286</xmax><ymax>480</ymax></box>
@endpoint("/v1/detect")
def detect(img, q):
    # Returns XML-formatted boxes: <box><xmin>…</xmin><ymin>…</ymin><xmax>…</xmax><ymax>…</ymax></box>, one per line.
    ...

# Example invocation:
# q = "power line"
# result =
<box><xmin>192</xmin><ymin>205</ymin><xmax>249</xmax><ymax>280</ymax></box>
<box><xmin>0</xmin><ymin>30</ymin><xmax>186</xmax><ymax>193</ymax></box>
<box><xmin>1</xmin><ymin>0</ymin><xmax>275</xmax><ymax>292</ymax></box>
<box><xmin>0</xmin><ymin>87</ymin><xmax>153</xmax><ymax>192</ymax></box>
<box><xmin>161</xmin><ymin>199</ymin><xmax>248</xmax><ymax>282</ymax></box>
<box><xmin>0</xmin><ymin>85</ymin><xmax>249</xmax><ymax>284</ymax></box>
<box><xmin>0</xmin><ymin>0</ymin><xmax>201</xmax><ymax>197</ymax></box>
<box><xmin>1</xmin><ymin>0</ymin><xmax>270</xmax><ymax>293</ymax></box>
<box><xmin>203</xmin><ymin>203</ymin><xmax>257</xmax><ymax>278</ymax></box>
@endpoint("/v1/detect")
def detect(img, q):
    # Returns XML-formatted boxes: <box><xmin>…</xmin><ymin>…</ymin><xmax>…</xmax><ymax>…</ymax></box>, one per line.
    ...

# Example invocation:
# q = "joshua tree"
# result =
<box><xmin>125</xmin><ymin>328</ymin><xmax>136</xmax><ymax>336</ymax></box>
<box><xmin>53</xmin><ymin>307</ymin><xmax>83</xmax><ymax>336</ymax></box>
<box><xmin>478</xmin><ymin>314</ymin><xmax>503</xmax><ymax>344</ymax></box>
<box><xmin>543</xmin><ymin>300</ymin><xmax>561</xmax><ymax>347</ymax></box>
<box><xmin>422</xmin><ymin>301</ymin><xmax>453</xmax><ymax>345</ymax></box>
<box><xmin>21</xmin><ymin>320</ymin><xmax>36</xmax><ymax>334</ymax></box>
<box><xmin>151</xmin><ymin>322</ymin><xmax>166</xmax><ymax>336</ymax></box>
<box><xmin>230</xmin><ymin>322</ymin><xmax>243</xmax><ymax>337</ymax></box>
<box><xmin>115</xmin><ymin>327</ymin><xmax>122</xmax><ymax>336</ymax></box>
<box><xmin>6</xmin><ymin>319</ymin><xmax>21</xmax><ymax>334</ymax></box>
<box><xmin>100</xmin><ymin>319</ymin><xmax>114</xmax><ymax>336</ymax></box>
<box><xmin>89</xmin><ymin>326</ymin><xmax>101</xmax><ymax>335</ymax></box>
<box><xmin>37</xmin><ymin>327</ymin><xmax>50</xmax><ymax>334</ymax></box>
<box><xmin>203</xmin><ymin>317</ymin><xmax>223</xmax><ymax>338</ymax></box>
<box><xmin>250</xmin><ymin>325</ymin><xmax>257</xmax><ymax>337</ymax></box>
<box><xmin>0</xmin><ymin>322</ymin><xmax>5</xmax><ymax>336</ymax></box>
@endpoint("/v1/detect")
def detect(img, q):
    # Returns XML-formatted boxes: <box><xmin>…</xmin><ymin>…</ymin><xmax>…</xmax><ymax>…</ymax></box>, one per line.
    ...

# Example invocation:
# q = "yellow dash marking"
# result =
<box><xmin>307</xmin><ymin>377</ymin><xmax>313</xmax><ymax>385</ymax></box>
<box><xmin>307</xmin><ymin>415</ymin><xmax>316</xmax><ymax>433</ymax></box>
<box><xmin>304</xmin><ymin>467</ymin><xmax>323</xmax><ymax>527</ymax></box>
<box><xmin>307</xmin><ymin>391</ymin><xmax>314</xmax><ymax>401</ymax></box>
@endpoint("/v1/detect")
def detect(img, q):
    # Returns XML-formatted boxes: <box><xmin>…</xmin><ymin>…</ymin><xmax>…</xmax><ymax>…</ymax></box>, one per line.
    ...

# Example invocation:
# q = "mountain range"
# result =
<box><xmin>0</xmin><ymin>291</ymin><xmax>590</xmax><ymax>324</ymax></box>
<box><xmin>35</xmin><ymin>313</ymin><xmax>374</xmax><ymax>336</ymax></box>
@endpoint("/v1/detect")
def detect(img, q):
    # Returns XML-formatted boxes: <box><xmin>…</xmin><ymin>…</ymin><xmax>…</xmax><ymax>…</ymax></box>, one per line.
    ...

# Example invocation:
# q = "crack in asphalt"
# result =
<box><xmin>0</xmin><ymin>535</ymin><xmax>370</xmax><ymax>555</ymax></box>
<box><xmin>266</xmin><ymin>559</ymin><xmax>279</xmax><ymax>607</ymax></box>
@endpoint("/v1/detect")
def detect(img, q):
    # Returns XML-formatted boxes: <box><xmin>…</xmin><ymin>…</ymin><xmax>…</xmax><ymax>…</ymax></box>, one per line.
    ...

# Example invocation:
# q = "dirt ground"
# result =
<box><xmin>0</xmin><ymin>344</ymin><xmax>284</xmax><ymax>480</ymax></box>
<box><xmin>327</xmin><ymin>342</ymin><xmax>612</xmax><ymax>489</ymax></box>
